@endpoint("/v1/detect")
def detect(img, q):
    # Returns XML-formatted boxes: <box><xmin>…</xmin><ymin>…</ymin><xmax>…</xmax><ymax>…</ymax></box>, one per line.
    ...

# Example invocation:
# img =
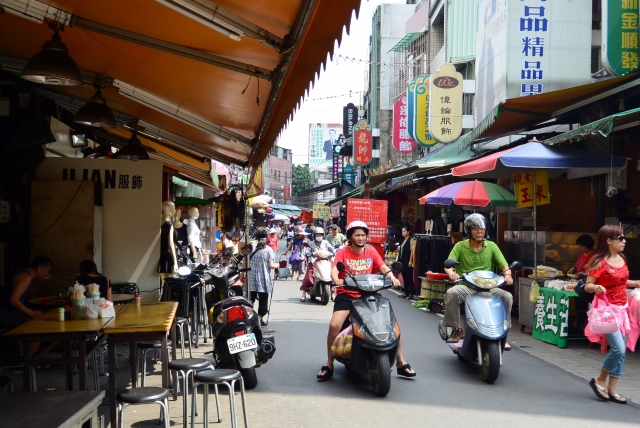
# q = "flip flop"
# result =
<box><xmin>609</xmin><ymin>393</ymin><xmax>628</xmax><ymax>404</ymax></box>
<box><xmin>317</xmin><ymin>365</ymin><xmax>333</xmax><ymax>381</ymax></box>
<box><xmin>397</xmin><ymin>363</ymin><xmax>416</xmax><ymax>377</ymax></box>
<box><xmin>589</xmin><ymin>378</ymin><xmax>609</xmax><ymax>401</ymax></box>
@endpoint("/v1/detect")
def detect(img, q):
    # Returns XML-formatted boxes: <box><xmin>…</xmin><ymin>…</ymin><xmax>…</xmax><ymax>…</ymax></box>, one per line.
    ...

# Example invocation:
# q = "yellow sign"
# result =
<box><xmin>413</xmin><ymin>76</ymin><xmax>437</xmax><ymax>147</ymax></box>
<box><xmin>429</xmin><ymin>63</ymin><xmax>463</xmax><ymax>143</ymax></box>
<box><xmin>514</xmin><ymin>170</ymin><xmax>550</xmax><ymax>208</ymax></box>
<box><xmin>312</xmin><ymin>205</ymin><xmax>331</xmax><ymax>219</ymax></box>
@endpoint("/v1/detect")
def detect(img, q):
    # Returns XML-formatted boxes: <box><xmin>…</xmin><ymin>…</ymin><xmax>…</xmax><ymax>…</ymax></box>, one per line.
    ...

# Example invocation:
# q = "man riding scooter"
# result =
<box><xmin>443</xmin><ymin>213</ymin><xmax>514</xmax><ymax>343</ymax></box>
<box><xmin>300</xmin><ymin>227</ymin><xmax>334</xmax><ymax>301</ymax></box>
<box><xmin>317</xmin><ymin>221</ymin><xmax>416</xmax><ymax>380</ymax></box>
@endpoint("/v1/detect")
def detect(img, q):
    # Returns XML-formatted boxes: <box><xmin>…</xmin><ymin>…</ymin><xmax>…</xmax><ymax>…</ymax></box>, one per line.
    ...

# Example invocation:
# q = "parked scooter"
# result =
<box><xmin>437</xmin><ymin>258</ymin><xmax>522</xmax><ymax>384</ymax></box>
<box><xmin>303</xmin><ymin>243</ymin><xmax>334</xmax><ymax>305</ymax></box>
<box><xmin>204</xmin><ymin>246</ymin><xmax>276</xmax><ymax>389</ymax></box>
<box><xmin>330</xmin><ymin>261</ymin><xmax>403</xmax><ymax>397</ymax></box>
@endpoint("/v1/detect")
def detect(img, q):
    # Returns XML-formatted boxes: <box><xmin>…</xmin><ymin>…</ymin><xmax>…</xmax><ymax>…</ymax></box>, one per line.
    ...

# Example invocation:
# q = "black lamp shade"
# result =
<box><xmin>22</xmin><ymin>32</ymin><xmax>83</xmax><ymax>86</ymax></box>
<box><xmin>112</xmin><ymin>131</ymin><xmax>149</xmax><ymax>161</ymax></box>
<box><xmin>74</xmin><ymin>89</ymin><xmax>116</xmax><ymax>128</ymax></box>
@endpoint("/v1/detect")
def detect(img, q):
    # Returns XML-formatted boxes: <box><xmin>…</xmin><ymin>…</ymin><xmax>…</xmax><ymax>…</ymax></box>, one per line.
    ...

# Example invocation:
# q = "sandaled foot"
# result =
<box><xmin>396</xmin><ymin>363</ymin><xmax>416</xmax><ymax>377</ymax></box>
<box><xmin>589</xmin><ymin>378</ymin><xmax>609</xmax><ymax>401</ymax></box>
<box><xmin>317</xmin><ymin>365</ymin><xmax>333</xmax><ymax>380</ymax></box>
<box><xmin>609</xmin><ymin>392</ymin><xmax>627</xmax><ymax>404</ymax></box>
<box><xmin>300</xmin><ymin>297</ymin><xmax>306</xmax><ymax>302</ymax></box>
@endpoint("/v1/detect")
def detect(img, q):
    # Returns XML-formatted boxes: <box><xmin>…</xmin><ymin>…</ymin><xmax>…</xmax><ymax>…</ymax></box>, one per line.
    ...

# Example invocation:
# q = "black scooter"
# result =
<box><xmin>204</xmin><ymin>246</ymin><xmax>276</xmax><ymax>389</ymax></box>
<box><xmin>331</xmin><ymin>261</ymin><xmax>403</xmax><ymax>397</ymax></box>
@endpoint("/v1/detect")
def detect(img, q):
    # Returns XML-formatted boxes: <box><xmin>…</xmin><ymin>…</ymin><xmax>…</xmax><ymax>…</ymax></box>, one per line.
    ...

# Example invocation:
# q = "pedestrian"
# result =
<box><xmin>585</xmin><ymin>225</ymin><xmax>640</xmax><ymax>404</ymax></box>
<box><xmin>267</xmin><ymin>228</ymin><xmax>279</xmax><ymax>252</ymax></box>
<box><xmin>397</xmin><ymin>223</ymin><xmax>415</xmax><ymax>300</ymax></box>
<box><xmin>283</xmin><ymin>226</ymin><xmax>309</xmax><ymax>280</ymax></box>
<box><xmin>246</xmin><ymin>227</ymin><xmax>278</xmax><ymax>327</ymax></box>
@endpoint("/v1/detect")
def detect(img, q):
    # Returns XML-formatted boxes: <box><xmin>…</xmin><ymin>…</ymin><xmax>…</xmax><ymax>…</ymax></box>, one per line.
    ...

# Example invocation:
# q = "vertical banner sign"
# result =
<box><xmin>532</xmin><ymin>287</ymin><xmax>572</xmax><ymax>348</ymax></box>
<box><xmin>401</xmin><ymin>198</ymin><xmax>417</xmax><ymax>231</ymax></box>
<box><xmin>514</xmin><ymin>170</ymin><xmax>550</xmax><ymax>208</ymax></box>
<box><xmin>346</xmin><ymin>199</ymin><xmax>388</xmax><ymax>243</ymax></box>
<box><xmin>283</xmin><ymin>185</ymin><xmax>291</xmax><ymax>200</ymax></box>
<box><xmin>429</xmin><ymin>63</ymin><xmax>464</xmax><ymax>143</ymax></box>
<box><xmin>353</xmin><ymin>119</ymin><xmax>372</xmax><ymax>166</ymax></box>
<box><xmin>602</xmin><ymin>0</ymin><xmax>639</xmax><ymax>76</ymax></box>
<box><xmin>406</xmin><ymin>75</ymin><xmax>427</xmax><ymax>141</ymax></box>
<box><xmin>332</xmin><ymin>152</ymin><xmax>343</xmax><ymax>183</ymax></box>
<box><xmin>413</xmin><ymin>76</ymin><xmax>437</xmax><ymax>147</ymax></box>
<box><xmin>343</xmin><ymin>163</ymin><xmax>356</xmax><ymax>186</ymax></box>
<box><xmin>343</xmin><ymin>103</ymin><xmax>358</xmax><ymax>137</ymax></box>
<box><xmin>393</xmin><ymin>96</ymin><xmax>416</xmax><ymax>153</ymax></box>
<box><xmin>331</xmin><ymin>203</ymin><xmax>341</xmax><ymax>218</ymax></box>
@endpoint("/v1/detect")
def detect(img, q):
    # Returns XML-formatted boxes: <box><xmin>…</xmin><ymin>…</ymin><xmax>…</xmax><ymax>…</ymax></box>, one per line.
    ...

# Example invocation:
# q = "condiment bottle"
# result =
<box><xmin>135</xmin><ymin>294</ymin><xmax>141</xmax><ymax>306</ymax></box>
<box><xmin>57</xmin><ymin>307</ymin><xmax>65</xmax><ymax>321</ymax></box>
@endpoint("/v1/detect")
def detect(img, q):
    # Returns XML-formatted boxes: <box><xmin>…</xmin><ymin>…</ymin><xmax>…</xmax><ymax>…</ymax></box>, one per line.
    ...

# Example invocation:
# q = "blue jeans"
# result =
<box><xmin>603</xmin><ymin>330</ymin><xmax>628</xmax><ymax>378</ymax></box>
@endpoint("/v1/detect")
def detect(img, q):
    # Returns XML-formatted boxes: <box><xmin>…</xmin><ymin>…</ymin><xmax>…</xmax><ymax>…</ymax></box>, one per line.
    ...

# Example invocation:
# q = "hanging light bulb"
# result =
<box><xmin>112</xmin><ymin>130</ymin><xmax>149</xmax><ymax>161</ymax></box>
<box><xmin>22</xmin><ymin>28</ymin><xmax>83</xmax><ymax>86</ymax></box>
<box><xmin>74</xmin><ymin>87</ymin><xmax>116</xmax><ymax>128</ymax></box>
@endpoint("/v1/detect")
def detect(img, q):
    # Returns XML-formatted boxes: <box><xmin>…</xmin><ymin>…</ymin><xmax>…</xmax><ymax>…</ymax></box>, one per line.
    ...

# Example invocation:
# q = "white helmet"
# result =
<box><xmin>464</xmin><ymin>213</ymin><xmax>487</xmax><ymax>237</ymax></box>
<box><xmin>346</xmin><ymin>221</ymin><xmax>369</xmax><ymax>240</ymax></box>
<box><xmin>314</xmin><ymin>227</ymin><xmax>325</xmax><ymax>235</ymax></box>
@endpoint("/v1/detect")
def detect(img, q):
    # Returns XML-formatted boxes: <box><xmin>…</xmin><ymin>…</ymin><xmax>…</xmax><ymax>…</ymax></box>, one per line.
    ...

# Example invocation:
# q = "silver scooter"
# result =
<box><xmin>438</xmin><ymin>259</ymin><xmax>522</xmax><ymax>384</ymax></box>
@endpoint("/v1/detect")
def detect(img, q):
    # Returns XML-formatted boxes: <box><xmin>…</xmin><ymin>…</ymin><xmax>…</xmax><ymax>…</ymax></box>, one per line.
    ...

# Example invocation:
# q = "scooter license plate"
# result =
<box><xmin>227</xmin><ymin>333</ymin><xmax>258</xmax><ymax>354</ymax></box>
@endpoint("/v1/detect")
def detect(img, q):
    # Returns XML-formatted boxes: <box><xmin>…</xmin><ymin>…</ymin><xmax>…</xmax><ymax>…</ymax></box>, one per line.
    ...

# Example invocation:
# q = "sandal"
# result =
<box><xmin>589</xmin><ymin>378</ymin><xmax>609</xmax><ymax>401</ymax></box>
<box><xmin>300</xmin><ymin>297</ymin><xmax>305</xmax><ymax>302</ymax></box>
<box><xmin>396</xmin><ymin>363</ymin><xmax>416</xmax><ymax>377</ymax></box>
<box><xmin>609</xmin><ymin>392</ymin><xmax>628</xmax><ymax>404</ymax></box>
<box><xmin>317</xmin><ymin>365</ymin><xmax>333</xmax><ymax>381</ymax></box>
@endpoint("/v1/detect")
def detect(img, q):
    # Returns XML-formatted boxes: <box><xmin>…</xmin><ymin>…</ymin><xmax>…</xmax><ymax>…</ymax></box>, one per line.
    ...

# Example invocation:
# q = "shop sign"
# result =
<box><xmin>343</xmin><ymin>103</ymin><xmax>358</xmax><ymax>137</ymax></box>
<box><xmin>401</xmin><ymin>198</ymin><xmax>417</xmax><ymax>230</ymax></box>
<box><xmin>312</xmin><ymin>205</ymin><xmax>330</xmax><ymax>219</ymax></box>
<box><xmin>392</xmin><ymin>95</ymin><xmax>416</xmax><ymax>153</ymax></box>
<box><xmin>406</xmin><ymin>75</ymin><xmax>427</xmax><ymax>141</ymax></box>
<box><xmin>602</xmin><ymin>0</ymin><xmax>639</xmax><ymax>76</ymax></box>
<box><xmin>428</xmin><ymin>63</ymin><xmax>463</xmax><ymax>143</ymax></box>
<box><xmin>532</xmin><ymin>287</ymin><xmax>575</xmax><ymax>348</ymax></box>
<box><xmin>343</xmin><ymin>163</ymin><xmax>356</xmax><ymax>186</ymax></box>
<box><xmin>62</xmin><ymin>168</ymin><xmax>144</xmax><ymax>190</ymax></box>
<box><xmin>353</xmin><ymin>119</ymin><xmax>372</xmax><ymax>166</ymax></box>
<box><xmin>332</xmin><ymin>148</ymin><xmax>343</xmax><ymax>183</ymax></box>
<box><xmin>283</xmin><ymin>185</ymin><xmax>291</xmax><ymax>200</ymax></box>
<box><xmin>331</xmin><ymin>203</ymin><xmax>341</xmax><ymax>218</ymax></box>
<box><xmin>346</xmin><ymin>198</ymin><xmax>388</xmax><ymax>243</ymax></box>
<box><xmin>412</xmin><ymin>75</ymin><xmax>437</xmax><ymax>147</ymax></box>
<box><xmin>514</xmin><ymin>170</ymin><xmax>550</xmax><ymax>208</ymax></box>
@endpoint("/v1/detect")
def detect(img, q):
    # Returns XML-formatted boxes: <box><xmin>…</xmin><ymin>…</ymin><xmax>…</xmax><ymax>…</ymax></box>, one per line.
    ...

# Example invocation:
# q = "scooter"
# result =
<box><xmin>437</xmin><ymin>258</ymin><xmax>522</xmax><ymax>384</ymax></box>
<box><xmin>303</xmin><ymin>245</ymin><xmax>334</xmax><ymax>305</ymax></box>
<box><xmin>204</xmin><ymin>246</ymin><xmax>276</xmax><ymax>389</ymax></box>
<box><xmin>331</xmin><ymin>261</ymin><xmax>403</xmax><ymax>397</ymax></box>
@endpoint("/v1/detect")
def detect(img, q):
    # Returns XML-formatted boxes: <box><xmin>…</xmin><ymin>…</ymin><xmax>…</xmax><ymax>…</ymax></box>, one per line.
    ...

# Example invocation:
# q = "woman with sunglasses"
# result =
<box><xmin>585</xmin><ymin>225</ymin><xmax>640</xmax><ymax>404</ymax></box>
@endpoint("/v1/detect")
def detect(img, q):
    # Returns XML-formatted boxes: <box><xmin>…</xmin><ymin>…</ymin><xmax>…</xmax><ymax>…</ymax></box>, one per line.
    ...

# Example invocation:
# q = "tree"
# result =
<box><xmin>292</xmin><ymin>164</ymin><xmax>311</xmax><ymax>195</ymax></box>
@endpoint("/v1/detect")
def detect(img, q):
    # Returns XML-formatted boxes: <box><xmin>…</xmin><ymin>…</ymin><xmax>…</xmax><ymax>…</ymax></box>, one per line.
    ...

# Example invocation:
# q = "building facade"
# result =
<box><xmin>268</xmin><ymin>145</ymin><xmax>293</xmax><ymax>205</ymax></box>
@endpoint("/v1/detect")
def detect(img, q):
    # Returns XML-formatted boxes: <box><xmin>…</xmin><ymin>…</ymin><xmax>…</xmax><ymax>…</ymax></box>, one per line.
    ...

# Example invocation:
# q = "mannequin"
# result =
<box><xmin>158</xmin><ymin>201</ymin><xmax>178</xmax><ymax>281</ymax></box>
<box><xmin>187</xmin><ymin>207</ymin><xmax>203</xmax><ymax>262</ymax></box>
<box><xmin>433</xmin><ymin>207</ymin><xmax>452</xmax><ymax>236</ymax></box>
<box><xmin>173</xmin><ymin>208</ymin><xmax>189</xmax><ymax>266</ymax></box>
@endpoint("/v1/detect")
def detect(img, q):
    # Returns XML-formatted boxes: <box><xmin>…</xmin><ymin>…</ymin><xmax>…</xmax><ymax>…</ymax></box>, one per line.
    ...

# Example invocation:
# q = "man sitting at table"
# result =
<box><xmin>0</xmin><ymin>255</ymin><xmax>52</xmax><ymax>354</ymax></box>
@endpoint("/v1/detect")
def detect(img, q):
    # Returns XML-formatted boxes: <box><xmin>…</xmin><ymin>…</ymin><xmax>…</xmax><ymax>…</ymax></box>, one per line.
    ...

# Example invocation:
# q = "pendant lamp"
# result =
<box><xmin>22</xmin><ymin>29</ymin><xmax>83</xmax><ymax>86</ymax></box>
<box><xmin>74</xmin><ymin>88</ymin><xmax>116</xmax><ymax>128</ymax></box>
<box><xmin>112</xmin><ymin>130</ymin><xmax>149</xmax><ymax>161</ymax></box>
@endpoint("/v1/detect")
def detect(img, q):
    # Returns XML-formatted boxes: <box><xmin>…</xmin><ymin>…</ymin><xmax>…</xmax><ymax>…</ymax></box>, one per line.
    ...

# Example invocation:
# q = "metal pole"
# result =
<box><xmin>533</xmin><ymin>169</ymin><xmax>537</xmax><ymax>280</ymax></box>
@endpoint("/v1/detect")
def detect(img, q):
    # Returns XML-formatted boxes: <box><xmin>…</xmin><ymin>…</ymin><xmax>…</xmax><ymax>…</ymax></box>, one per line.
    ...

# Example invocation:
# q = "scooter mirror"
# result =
<box><xmin>336</xmin><ymin>261</ymin><xmax>346</xmax><ymax>272</ymax></box>
<box><xmin>443</xmin><ymin>258</ymin><xmax>459</xmax><ymax>269</ymax></box>
<box><xmin>391</xmin><ymin>262</ymin><xmax>403</xmax><ymax>272</ymax></box>
<box><xmin>510</xmin><ymin>261</ymin><xmax>523</xmax><ymax>271</ymax></box>
<box><xmin>240</xmin><ymin>245</ymin><xmax>252</xmax><ymax>256</ymax></box>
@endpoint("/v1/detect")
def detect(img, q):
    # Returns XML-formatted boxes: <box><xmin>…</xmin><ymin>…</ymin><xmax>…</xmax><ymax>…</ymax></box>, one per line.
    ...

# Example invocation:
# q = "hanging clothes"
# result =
<box><xmin>415</xmin><ymin>235</ymin><xmax>452</xmax><ymax>275</ymax></box>
<box><xmin>433</xmin><ymin>215</ymin><xmax>452</xmax><ymax>236</ymax></box>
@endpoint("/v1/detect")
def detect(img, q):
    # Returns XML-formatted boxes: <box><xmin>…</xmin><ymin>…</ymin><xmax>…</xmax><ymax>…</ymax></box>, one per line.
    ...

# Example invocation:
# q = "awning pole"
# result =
<box><xmin>533</xmin><ymin>169</ymin><xmax>537</xmax><ymax>280</ymax></box>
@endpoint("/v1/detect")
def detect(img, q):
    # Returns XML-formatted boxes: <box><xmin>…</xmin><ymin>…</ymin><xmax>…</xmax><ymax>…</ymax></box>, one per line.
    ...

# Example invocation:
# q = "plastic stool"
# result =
<box><xmin>137</xmin><ymin>340</ymin><xmax>173</xmax><ymax>387</ymax></box>
<box><xmin>168</xmin><ymin>358</ymin><xmax>212</xmax><ymax>428</ymax></box>
<box><xmin>192</xmin><ymin>369</ymin><xmax>248</xmax><ymax>428</ymax></box>
<box><xmin>117</xmin><ymin>387</ymin><xmax>170</xmax><ymax>428</ymax></box>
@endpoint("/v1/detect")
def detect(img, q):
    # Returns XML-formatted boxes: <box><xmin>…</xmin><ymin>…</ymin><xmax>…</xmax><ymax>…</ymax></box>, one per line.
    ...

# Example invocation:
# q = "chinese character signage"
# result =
<box><xmin>393</xmin><ymin>96</ymin><xmax>416</xmax><ymax>153</ymax></box>
<box><xmin>332</xmin><ymin>150</ymin><xmax>343</xmax><ymax>183</ymax></box>
<box><xmin>401</xmin><ymin>198</ymin><xmax>417</xmax><ymax>231</ymax></box>
<box><xmin>353</xmin><ymin>119</ymin><xmax>372</xmax><ymax>166</ymax></box>
<box><xmin>412</xmin><ymin>75</ymin><xmax>437</xmax><ymax>147</ymax></box>
<box><xmin>312</xmin><ymin>205</ymin><xmax>330</xmax><ymax>220</ymax></box>
<box><xmin>406</xmin><ymin>75</ymin><xmax>427</xmax><ymax>141</ymax></box>
<box><xmin>603</xmin><ymin>0</ymin><xmax>640</xmax><ymax>76</ymax></box>
<box><xmin>429</xmin><ymin>63</ymin><xmax>463</xmax><ymax>143</ymax></box>
<box><xmin>308</xmin><ymin>124</ymin><xmax>342</xmax><ymax>165</ymax></box>
<box><xmin>476</xmin><ymin>0</ymin><xmax>591</xmax><ymax>124</ymax></box>
<box><xmin>514</xmin><ymin>169</ymin><xmax>550</xmax><ymax>208</ymax></box>
<box><xmin>533</xmin><ymin>287</ymin><xmax>575</xmax><ymax>348</ymax></box>
<box><xmin>343</xmin><ymin>103</ymin><xmax>358</xmax><ymax>137</ymax></box>
<box><xmin>346</xmin><ymin>199</ymin><xmax>388</xmax><ymax>243</ymax></box>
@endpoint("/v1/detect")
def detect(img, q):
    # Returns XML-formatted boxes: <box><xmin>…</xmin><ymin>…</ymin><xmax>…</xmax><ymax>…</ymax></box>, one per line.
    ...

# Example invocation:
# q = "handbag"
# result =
<box><xmin>288</xmin><ymin>247</ymin><xmax>301</xmax><ymax>264</ymax></box>
<box><xmin>573</xmin><ymin>278</ymin><xmax>594</xmax><ymax>303</ymax></box>
<box><xmin>587</xmin><ymin>295</ymin><xmax>618</xmax><ymax>335</ymax></box>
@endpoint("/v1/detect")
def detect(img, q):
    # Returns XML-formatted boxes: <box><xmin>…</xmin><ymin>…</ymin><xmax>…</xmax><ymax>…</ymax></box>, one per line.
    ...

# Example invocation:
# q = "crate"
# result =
<box><xmin>419</xmin><ymin>277</ymin><xmax>447</xmax><ymax>299</ymax></box>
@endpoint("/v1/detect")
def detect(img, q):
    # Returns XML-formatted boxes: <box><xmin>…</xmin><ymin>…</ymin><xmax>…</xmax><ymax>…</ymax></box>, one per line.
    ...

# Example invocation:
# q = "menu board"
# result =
<box><xmin>346</xmin><ymin>199</ymin><xmax>388</xmax><ymax>243</ymax></box>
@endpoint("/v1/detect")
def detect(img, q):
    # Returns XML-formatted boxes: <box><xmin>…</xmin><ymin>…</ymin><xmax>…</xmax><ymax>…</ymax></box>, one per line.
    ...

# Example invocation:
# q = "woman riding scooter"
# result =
<box><xmin>300</xmin><ymin>227</ymin><xmax>334</xmax><ymax>302</ymax></box>
<box><xmin>317</xmin><ymin>221</ymin><xmax>416</xmax><ymax>380</ymax></box>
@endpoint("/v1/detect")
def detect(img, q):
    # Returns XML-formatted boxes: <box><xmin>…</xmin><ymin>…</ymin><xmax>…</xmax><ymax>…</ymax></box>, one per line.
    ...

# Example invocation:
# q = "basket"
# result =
<box><xmin>426</xmin><ymin>272</ymin><xmax>447</xmax><ymax>280</ymax></box>
<box><xmin>279</xmin><ymin>259</ymin><xmax>288</xmax><ymax>268</ymax></box>
<box><xmin>420</xmin><ymin>278</ymin><xmax>447</xmax><ymax>299</ymax></box>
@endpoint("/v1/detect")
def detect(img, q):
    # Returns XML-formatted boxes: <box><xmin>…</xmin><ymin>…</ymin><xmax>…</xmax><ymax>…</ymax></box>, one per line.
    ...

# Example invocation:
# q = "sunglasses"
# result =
<box><xmin>611</xmin><ymin>235</ymin><xmax>626</xmax><ymax>242</ymax></box>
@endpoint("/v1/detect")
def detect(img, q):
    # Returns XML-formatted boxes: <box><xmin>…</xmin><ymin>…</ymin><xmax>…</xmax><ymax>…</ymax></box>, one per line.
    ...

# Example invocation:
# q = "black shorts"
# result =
<box><xmin>333</xmin><ymin>293</ymin><xmax>353</xmax><ymax>312</ymax></box>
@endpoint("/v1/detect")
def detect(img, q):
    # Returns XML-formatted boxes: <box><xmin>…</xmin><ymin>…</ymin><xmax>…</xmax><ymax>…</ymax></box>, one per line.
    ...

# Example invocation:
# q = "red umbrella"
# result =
<box><xmin>419</xmin><ymin>180</ymin><xmax>515</xmax><ymax>207</ymax></box>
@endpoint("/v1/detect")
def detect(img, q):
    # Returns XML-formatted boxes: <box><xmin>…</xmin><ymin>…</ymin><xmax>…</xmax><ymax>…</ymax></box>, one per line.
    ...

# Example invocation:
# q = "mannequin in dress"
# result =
<box><xmin>433</xmin><ymin>207</ymin><xmax>452</xmax><ymax>236</ymax></box>
<box><xmin>187</xmin><ymin>207</ymin><xmax>203</xmax><ymax>262</ymax></box>
<box><xmin>173</xmin><ymin>208</ymin><xmax>189</xmax><ymax>265</ymax></box>
<box><xmin>159</xmin><ymin>201</ymin><xmax>178</xmax><ymax>281</ymax></box>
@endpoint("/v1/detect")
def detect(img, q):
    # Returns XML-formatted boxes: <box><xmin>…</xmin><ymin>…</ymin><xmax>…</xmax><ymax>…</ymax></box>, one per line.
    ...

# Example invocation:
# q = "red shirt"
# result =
<box><xmin>333</xmin><ymin>246</ymin><xmax>385</xmax><ymax>298</ymax></box>
<box><xmin>574</xmin><ymin>251</ymin><xmax>594</xmax><ymax>274</ymax></box>
<box><xmin>588</xmin><ymin>259</ymin><xmax>629</xmax><ymax>306</ymax></box>
<box><xmin>266</xmin><ymin>235</ymin><xmax>278</xmax><ymax>251</ymax></box>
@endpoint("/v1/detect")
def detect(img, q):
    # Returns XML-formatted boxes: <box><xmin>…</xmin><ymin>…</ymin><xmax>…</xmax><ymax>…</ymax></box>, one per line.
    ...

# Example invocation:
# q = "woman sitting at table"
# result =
<box><xmin>75</xmin><ymin>260</ymin><xmax>112</xmax><ymax>301</ymax></box>
<box><xmin>0</xmin><ymin>255</ymin><xmax>52</xmax><ymax>355</ymax></box>
<box><xmin>568</xmin><ymin>234</ymin><xmax>595</xmax><ymax>277</ymax></box>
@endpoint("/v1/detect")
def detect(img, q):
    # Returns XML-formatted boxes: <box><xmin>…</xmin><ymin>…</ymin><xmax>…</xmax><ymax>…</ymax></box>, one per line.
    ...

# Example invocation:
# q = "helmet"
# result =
<box><xmin>314</xmin><ymin>227</ymin><xmax>325</xmax><ymax>235</ymax></box>
<box><xmin>346</xmin><ymin>221</ymin><xmax>369</xmax><ymax>240</ymax></box>
<box><xmin>464</xmin><ymin>213</ymin><xmax>487</xmax><ymax>237</ymax></box>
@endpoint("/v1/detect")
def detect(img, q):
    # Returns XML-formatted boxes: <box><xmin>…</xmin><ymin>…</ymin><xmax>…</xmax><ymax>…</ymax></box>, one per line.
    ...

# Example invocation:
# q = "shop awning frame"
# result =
<box><xmin>326</xmin><ymin>184</ymin><xmax>363</xmax><ymax>206</ymax></box>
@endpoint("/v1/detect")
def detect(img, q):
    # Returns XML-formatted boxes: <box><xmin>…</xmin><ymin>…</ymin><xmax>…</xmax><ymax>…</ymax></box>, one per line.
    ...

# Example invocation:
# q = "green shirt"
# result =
<box><xmin>326</xmin><ymin>233</ymin><xmax>345</xmax><ymax>247</ymax></box>
<box><xmin>448</xmin><ymin>239</ymin><xmax>508</xmax><ymax>273</ymax></box>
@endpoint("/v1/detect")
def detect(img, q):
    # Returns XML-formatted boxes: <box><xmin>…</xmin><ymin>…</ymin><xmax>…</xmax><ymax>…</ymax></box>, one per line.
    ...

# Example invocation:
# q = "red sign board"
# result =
<box><xmin>392</xmin><ymin>96</ymin><xmax>416</xmax><ymax>153</ymax></box>
<box><xmin>346</xmin><ymin>198</ymin><xmax>388</xmax><ymax>243</ymax></box>
<box><xmin>353</xmin><ymin>119</ymin><xmax>372</xmax><ymax>166</ymax></box>
<box><xmin>283</xmin><ymin>185</ymin><xmax>290</xmax><ymax>200</ymax></box>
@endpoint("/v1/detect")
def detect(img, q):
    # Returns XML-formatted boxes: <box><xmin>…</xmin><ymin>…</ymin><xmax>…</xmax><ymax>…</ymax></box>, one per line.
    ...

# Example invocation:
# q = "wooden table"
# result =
<box><xmin>3</xmin><ymin>309</ymin><xmax>123</xmax><ymax>391</ymax></box>
<box><xmin>103</xmin><ymin>302</ymin><xmax>178</xmax><ymax>428</ymax></box>
<box><xmin>27</xmin><ymin>293</ymin><xmax>135</xmax><ymax>306</ymax></box>
<box><xmin>1</xmin><ymin>391</ymin><xmax>104</xmax><ymax>428</ymax></box>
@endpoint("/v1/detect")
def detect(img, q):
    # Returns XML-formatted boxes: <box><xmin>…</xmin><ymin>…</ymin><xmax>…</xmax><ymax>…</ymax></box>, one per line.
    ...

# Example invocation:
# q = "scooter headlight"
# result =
<box><xmin>467</xmin><ymin>318</ymin><xmax>478</xmax><ymax>330</ymax></box>
<box><xmin>213</xmin><ymin>267</ymin><xmax>224</xmax><ymax>278</ymax></box>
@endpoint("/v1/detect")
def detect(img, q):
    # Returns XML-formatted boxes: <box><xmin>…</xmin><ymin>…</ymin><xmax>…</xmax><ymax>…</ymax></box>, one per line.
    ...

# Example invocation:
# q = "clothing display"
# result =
<box><xmin>414</xmin><ymin>235</ymin><xmax>452</xmax><ymax>276</ymax></box>
<box><xmin>486</xmin><ymin>213</ymin><xmax>497</xmax><ymax>240</ymax></box>
<box><xmin>433</xmin><ymin>215</ymin><xmax>452</xmax><ymax>236</ymax></box>
<box><xmin>187</xmin><ymin>219</ymin><xmax>202</xmax><ymax>249</ymax></box>
<box><xmin>158</xmin><ymin>221</ymin><xmax>175</xmax><ymax>273</ymax></box>
<box><xmin>174</xmin><ymin>224</ymin><xmax>189</xmax><ymax>264</ymax></box>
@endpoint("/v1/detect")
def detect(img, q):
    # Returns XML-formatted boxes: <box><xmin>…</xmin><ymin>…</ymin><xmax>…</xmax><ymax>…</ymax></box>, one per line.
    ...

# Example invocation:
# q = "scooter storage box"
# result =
<box><xmin>420</xmin><ymin>278</ymin><xmax>448</xmax><ymax>299</ymax></box>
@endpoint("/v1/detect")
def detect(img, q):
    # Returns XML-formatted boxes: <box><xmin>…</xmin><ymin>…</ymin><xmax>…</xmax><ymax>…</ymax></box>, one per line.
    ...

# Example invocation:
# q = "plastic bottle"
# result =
<box><xmin>57</xmin><ymin>307</ymin><xmax>65</xmax><ymax>321</ymax></box>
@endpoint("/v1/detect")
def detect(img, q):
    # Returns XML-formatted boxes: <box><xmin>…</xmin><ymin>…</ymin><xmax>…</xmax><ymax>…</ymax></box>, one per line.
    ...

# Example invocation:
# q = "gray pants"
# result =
<box><xmin>443</xmin><ymin>285</ymin><xmax>513</xmax><ymax>329</ymax></box>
